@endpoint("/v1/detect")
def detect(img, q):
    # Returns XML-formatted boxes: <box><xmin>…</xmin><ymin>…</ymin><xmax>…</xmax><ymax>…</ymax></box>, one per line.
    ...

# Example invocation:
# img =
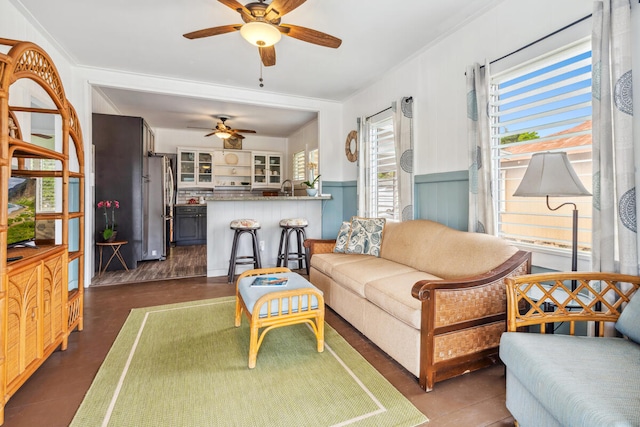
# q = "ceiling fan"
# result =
<box><xmin>199</xmin><ymin>116</ymin><xmax>257</xmax><ymax>139</ymax></box>
<box><xmin>183</xmin><ymin>0</ymin><xmax>342</xmax><ymax>67</ymax></box>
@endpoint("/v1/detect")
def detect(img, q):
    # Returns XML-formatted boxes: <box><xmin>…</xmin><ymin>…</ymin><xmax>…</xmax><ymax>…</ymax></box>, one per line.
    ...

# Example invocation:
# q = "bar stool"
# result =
<box><xmin>276</xmin><ymin>218</ymin><xmax>309</xmax><ymax>275</ymax></box>
<box><xmin>228</xmin><ymin>219</ymin><xmax>262</xmax><ymax>283</ymax></box>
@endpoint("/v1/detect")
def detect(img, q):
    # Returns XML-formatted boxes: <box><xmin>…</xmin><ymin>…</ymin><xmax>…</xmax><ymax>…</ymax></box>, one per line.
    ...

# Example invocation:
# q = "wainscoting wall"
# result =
<box><xmin>321</xmin><ymin>181</ymin><xmax>357</xmax><ymax>239</ymax></box>
<box><xmin>322</xmin><ymin>171</ymin><xmax>470</xmax><ymax>238</ymax></box>
<box><xmin>414</xmin><ymin>170</ymin><xmax>469</xmax><ymax>231</ymax></box>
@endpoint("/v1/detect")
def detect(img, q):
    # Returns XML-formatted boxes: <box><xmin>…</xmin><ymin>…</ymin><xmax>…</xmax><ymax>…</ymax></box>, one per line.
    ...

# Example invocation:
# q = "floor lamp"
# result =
<box><xmin>513</xmin><ymin>152</ymin><xmax>591</xmax><ymax>289</ymax></box>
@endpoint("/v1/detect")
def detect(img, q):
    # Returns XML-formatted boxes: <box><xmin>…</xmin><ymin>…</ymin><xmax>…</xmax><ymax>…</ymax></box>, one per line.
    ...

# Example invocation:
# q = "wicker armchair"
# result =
<box><xmin>505</xmin><ymin>272</ymin><xmax>640</xmax><ymax>334</ymax></box>
<box><xmin>501</xmin><ymin>272</ymin><xmax>640</xmax><ymax>427</ymax></box>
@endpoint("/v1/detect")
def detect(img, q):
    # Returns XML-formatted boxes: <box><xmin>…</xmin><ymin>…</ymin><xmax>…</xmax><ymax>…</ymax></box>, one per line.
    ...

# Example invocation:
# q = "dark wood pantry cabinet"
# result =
<box><xmin>92</xmin><ymin>113</ymin><xmax>154</xmax><ymax>271</ymax></box>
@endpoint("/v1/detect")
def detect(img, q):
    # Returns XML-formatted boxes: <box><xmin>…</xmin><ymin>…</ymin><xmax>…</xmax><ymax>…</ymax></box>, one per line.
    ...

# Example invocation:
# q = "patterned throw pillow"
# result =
<box><xmin>333</xmin><ymin>221</ymin><xmax>351</xmax><ymax>253</ymax></box>
<box><xmin>345</xmin><ymin>217</ymin><xmax>386</xmax><ymax>257</ymax></box>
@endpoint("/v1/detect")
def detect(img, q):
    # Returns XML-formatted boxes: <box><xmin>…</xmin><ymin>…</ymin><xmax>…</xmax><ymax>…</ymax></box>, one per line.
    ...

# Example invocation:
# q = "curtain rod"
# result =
<box><xmin>366</xmin><ymin>96</ymin><xmax>413</xmax><ymax>120</ymax></box>
<box><xmin>480</xmin><ymin>13</ymin><xmax>592</xmax><ymax>69</ymax></box>
<box><xmin>366</xmin><ymin>106</ymin><xmax>392</xmax><ymax>120</ymax></box>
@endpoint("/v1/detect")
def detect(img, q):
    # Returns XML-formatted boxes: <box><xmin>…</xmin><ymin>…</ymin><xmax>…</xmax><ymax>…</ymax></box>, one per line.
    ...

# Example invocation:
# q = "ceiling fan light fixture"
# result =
<box><xmin>240</xmin><ymin>21</ymin><xmax>281</xmax><ymax>47</ymax></box>
<box><xmin>216</xmin><ymin>131</ymin><xmax>232</xmax><ymax>139</ymax></box>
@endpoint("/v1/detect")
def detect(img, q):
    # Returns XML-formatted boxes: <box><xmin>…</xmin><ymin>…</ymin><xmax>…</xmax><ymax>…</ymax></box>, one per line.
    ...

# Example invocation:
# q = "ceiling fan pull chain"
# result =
<box><xmin>259</xmin><ymin>61</ymin><xmax>264</xmax><ymax>88</ymax></box>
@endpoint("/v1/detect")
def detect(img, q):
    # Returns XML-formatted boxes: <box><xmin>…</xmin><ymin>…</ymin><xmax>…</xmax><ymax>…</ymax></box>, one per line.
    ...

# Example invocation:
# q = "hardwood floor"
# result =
<box><xmin>92</xmin><ymin>244</ymin><xmax>207</xmax><ymax>286</ymax></box>
<box><xmin>3</xmin><ymin>274</ymin><xmax>516</xmax><ymax>427</ymax></box>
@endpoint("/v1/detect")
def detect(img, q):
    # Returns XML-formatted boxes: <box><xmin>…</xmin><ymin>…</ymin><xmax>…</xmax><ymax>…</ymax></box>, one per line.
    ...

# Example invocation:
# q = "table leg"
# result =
<box><xmin>98</xmin><ymin>246</ymin><xmax>104</xmax><ymax>275</ymax></box>
<box><xmin>113</xmin><ymin>246</ymin><xmax>129</xmax><ymax>271</ymax></box>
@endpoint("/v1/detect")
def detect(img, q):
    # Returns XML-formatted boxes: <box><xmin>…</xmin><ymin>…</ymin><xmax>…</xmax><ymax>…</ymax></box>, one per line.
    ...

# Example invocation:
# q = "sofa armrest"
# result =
<box><xmin>411</xmin><ymin>250</ymin><xmax>532</xmax><ymax>328</ymax></box>
<box><xmin>505</xmin><ymin>271</ymin><xmax>640</xmax><ymax>334</ymax></box>
<box><xmin>303</xmin><ymin>239</ymin><xmax>336</xmax><ymax>258</ymax></box>
<box><xmin>410</xmin><ymin>250</ymin><xmax>531</xmax><ymax>391</ymax></box>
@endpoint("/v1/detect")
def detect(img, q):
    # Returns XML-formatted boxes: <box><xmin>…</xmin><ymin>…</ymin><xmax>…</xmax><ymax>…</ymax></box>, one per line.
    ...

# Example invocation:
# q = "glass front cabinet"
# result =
<box><xmin>251</xmin><ymin>152</ymin><xmax>282</xmax><ymax>188</ymax></box>
<box><xmin>177</xmin><ymin>148</ymin><xmax>214</xmax><ymax>188</ymax></box>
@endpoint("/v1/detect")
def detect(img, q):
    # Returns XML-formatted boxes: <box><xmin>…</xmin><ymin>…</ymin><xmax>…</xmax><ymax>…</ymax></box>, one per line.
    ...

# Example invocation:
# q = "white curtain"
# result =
<box><xmin>591</xmin><ymin>0</ymin><xmax>638</xmax><ymax>276</ymax></box>
<box><xmin>466</xmin><ymin>61</ymin><xmax>494</xmax><ymax>234</ymax></box>
<box><xmin>393</xmin><ymin>97</ymin><xmax>415</xmax><ymax>221</ymax></box>
<box><xmin>357</xmin><ymin>116</ymin><xmax>370</xmax><ymax>217</ymax></box>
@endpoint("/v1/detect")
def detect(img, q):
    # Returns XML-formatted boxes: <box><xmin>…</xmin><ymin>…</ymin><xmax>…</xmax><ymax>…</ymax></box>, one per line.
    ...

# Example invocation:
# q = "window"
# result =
<box><xmin>361</xmin><ymin>110</ymin><xmax>398</xmax><ymax>220</ymax></box>
<box><xmin>292</xmin><ymin>150</ymin><xmax>305</xmax><ymax>181</ymax></box>
<box><xmin>491</xmin><ymin>40</ymin><xmax>592</xmax><ymax>256</ymax></box>
<box><xmin>308</xmin><ymin>149</ymin><xmax>319</xmax><ymax>182</ymax></box>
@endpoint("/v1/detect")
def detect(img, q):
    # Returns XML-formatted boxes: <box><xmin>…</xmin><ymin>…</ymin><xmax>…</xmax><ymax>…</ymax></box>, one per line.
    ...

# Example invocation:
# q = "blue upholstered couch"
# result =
<box><xmin>500</xmin><ymin>272</ymin><xmax>640</xmax><ymax>427</ymax></box>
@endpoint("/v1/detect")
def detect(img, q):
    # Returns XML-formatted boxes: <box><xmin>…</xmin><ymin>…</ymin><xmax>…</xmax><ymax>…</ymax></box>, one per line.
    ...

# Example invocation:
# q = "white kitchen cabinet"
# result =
<box><xmin>251</xmin><ymin>152</ymin><xmax>282</xmax><ymax>188</ymax></box>
<box><xmin>177</xmin><ymin>148</ymin><xmax>214</xmax><ymax>188</ymax></box>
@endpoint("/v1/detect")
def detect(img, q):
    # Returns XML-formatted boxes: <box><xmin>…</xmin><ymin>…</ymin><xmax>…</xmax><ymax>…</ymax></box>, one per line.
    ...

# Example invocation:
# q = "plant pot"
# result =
<box><xmin>104</xmin><ymin>231</ymin><xmax>117</xmax><ymax>243</ymax></box>
<box><xmin>306</xmin><ymin>188</ymin><xmax>318</xmax><ymax>197</ymax></box>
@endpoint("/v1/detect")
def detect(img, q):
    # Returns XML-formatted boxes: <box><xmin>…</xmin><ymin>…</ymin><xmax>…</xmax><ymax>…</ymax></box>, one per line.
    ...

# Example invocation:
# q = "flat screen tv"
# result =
<box><xmin>7</xmin><ymin>176</ymin><xmax>36</xmax><ymax>247</ymax></box>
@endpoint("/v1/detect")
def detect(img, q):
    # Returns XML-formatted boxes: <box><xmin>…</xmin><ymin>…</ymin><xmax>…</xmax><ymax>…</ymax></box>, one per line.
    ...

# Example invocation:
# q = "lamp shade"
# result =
<box><xmin>215</xmin><ymin>131</ymin><xmax>232</xmax><ymax>140</ymax></box>
<box><xmin>513</xmin><ymin>151</ymin><xmax>591</xmax><ymax>197</ymax></box>
<box><xmin>240</xmin><ymin>21</ymin><xmax>282</xmax><ymax>47</ymax></box>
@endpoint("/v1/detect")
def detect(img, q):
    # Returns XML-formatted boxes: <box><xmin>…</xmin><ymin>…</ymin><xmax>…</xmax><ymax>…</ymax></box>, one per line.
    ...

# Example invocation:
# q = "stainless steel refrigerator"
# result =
<box><xmin>141</xmin><ymin>155</ymin><xmax>174</xmax><ymax>261</ymax></box>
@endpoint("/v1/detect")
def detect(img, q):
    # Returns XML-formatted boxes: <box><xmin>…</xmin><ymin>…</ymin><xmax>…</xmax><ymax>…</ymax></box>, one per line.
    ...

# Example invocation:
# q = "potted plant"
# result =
<box><xmin>302</xmin><ymin>175</ymin><xmax>321</xmax><ymax>197</ymax></box>
<box><xmin>97</xmin><ymin>199</ymin><xmax>120</xmax><ymax>241</ymax></box>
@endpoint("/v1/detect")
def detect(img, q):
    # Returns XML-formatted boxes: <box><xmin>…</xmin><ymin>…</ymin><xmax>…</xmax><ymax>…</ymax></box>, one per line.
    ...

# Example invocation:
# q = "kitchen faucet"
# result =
<box><xmin>281</xmin><ymin>179</ymin><xmax>293</xmax><ymax>197</ymax></box>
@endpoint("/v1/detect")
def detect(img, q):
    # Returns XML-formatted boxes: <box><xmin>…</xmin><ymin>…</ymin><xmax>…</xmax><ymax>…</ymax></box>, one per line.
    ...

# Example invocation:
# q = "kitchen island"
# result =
<box><xmin>205</xmin><ymin>195</ymin><xmax>331</xmax><ymax>277</ymax></box>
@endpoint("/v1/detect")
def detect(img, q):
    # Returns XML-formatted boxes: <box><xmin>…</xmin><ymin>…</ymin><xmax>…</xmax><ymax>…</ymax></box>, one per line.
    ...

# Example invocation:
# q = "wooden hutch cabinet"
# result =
<box><xmin>0</xmin><ymin>39</ymin><xmax>85</xmax><ymax>424</ymax></box>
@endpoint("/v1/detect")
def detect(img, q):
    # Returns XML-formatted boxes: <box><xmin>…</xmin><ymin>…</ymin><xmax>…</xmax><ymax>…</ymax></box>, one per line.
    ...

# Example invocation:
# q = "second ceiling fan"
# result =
<box><xmin>202</xmin><ymin>116</ymin><xmax>256</xmax><ymax>139</ymax></box>
<box><xmin>183</xmin><ymin>0</ymin><xmax>342</xmax><ymax>67</ymax></box>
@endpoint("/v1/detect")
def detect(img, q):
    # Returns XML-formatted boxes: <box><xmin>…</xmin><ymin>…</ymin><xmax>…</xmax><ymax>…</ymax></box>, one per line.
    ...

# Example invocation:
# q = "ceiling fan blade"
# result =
<box><xmin>183</xmin><ymin>25</ymin><xmax>241</xmax><ymax>39</ymax></box>
<box><xmin>238</xmin><ymin>8</ymin><xmax>255</xmax><ymax>23</ymax></box>
<box><xmin>204</xmin><ymin>132</ymin><xmax>217</xmax><ymax>137</ymax></box>
<box><xmin>265</xmin><ymin>0</ymin><xmax>306</xmax><ymax>19</ymax></box>
<box><xmin>231</xmin><ymin>129</ymin><xmax>257</xmax><ymax>134</ymax></box>
<box><xmin>280</xmin><ymin>24</ymin><xmax>342</xmax><ymax>48</ymax></box>
<box><xmin>259</xmin><ymin>46</ymin><xmax>276</xmax><ymax>67</ymax></box>
<box><xmin>187</xmin><ymin>126</ymin><xmax>216</xmax><ymax>130</ymax></box>
<box><xmin>217</xmin><ymin>0</ymin><xmax>252</xmax><ymax>16</ymax></box>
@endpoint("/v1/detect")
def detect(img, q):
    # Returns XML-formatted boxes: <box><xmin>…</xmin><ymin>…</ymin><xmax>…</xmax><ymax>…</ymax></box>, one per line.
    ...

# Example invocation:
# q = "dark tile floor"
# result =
<box><xmin>2</xmin><ymin>276</ymin><xmax>515</xmax><ymax>427</ymax></box>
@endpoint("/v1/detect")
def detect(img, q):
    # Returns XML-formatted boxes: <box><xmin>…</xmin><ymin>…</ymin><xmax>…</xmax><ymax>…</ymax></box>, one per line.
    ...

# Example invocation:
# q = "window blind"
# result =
<box><xmin>292</xmin><ymin>150</ymin><xmax>305</xmax><ymax>181</ymax></box>
<box><xmin>368</xmin><ymin>115</ymin><xmax>398</xmax><ymax>220</ymax></box>
<box><xmin>491</xmin><ymin>39</ymin><xmax>592</xmax><ymax>253</ymax></box>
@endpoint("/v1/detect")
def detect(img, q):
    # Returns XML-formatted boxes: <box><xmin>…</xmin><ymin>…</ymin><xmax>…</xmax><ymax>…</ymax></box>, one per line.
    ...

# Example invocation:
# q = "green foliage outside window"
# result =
<box><xmin>7</xmin><ymin>196</ymin><xmax>35</xmax><ymax>243</ymax></box>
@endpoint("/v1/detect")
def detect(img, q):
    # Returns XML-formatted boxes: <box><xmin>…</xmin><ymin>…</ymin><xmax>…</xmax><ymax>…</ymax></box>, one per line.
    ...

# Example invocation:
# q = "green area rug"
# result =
<box><xmin>71</xmin><ymin>297</ymin><xmax>428</xmax><ymax>427</ymax></box>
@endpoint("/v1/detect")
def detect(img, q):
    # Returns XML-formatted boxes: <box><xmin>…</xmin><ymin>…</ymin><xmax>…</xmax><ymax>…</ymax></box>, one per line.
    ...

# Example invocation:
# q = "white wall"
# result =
<box><xmin>287</xmin><ymin>118</ymin><xmax>318</xmax><ymax>183</ymax></box>
<box><xmin>342</xmin><ymin>0</ymin><xmax>595</xmax><ymax>180</ymax></box>
<box><xmin>91</xmin><ymin>87</ymin><xmax>120</xmax><ymax>115</ymax></box>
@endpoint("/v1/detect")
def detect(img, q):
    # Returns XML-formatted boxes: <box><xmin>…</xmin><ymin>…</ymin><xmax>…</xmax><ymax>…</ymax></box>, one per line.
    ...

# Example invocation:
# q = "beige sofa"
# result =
<box><xmin>305</xmin><ymin>219</ymin><xmax>531</xmax><ymax>391</ymax></box>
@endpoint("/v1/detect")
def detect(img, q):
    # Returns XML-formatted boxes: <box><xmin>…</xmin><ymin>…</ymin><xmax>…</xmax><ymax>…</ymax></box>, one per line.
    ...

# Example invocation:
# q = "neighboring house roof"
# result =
<box><xmin>504</xmin><ymin>120</ymin><xmax>592</xmax><ymax>155</ymax></box>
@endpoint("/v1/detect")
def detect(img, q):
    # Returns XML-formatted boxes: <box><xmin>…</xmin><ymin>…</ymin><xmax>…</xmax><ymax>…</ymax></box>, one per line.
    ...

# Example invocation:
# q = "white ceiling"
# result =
<box><xmin>13</xmin><ymin>0</ymin><xmax>500</xmax><ymax>137</ymax></box>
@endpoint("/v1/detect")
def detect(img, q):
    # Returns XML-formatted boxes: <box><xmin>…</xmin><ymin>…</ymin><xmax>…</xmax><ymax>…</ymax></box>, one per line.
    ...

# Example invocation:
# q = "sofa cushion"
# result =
<box><xmin>500</xmin><ymin>333</ymin><xmax>640</xmax><ymax>427</ymax></box>
<box><xmin>380</xmin><ymin>220</ymin><xmax>518</xmax><ymax>279</ymax></box>
<box><xmin>365</xmin><ymin>271</ymin><xmax>442</xmax><ymax>329</ymax></box>
<box><xmin>311</xmin><ymin>253</ymin><xmax>369</xmax><ymax>277</ymax></box>
<box><xmin>331</xmin><ymin>257</ymin><xmax>416</xmax><ymax>298</ymax></box>
<box><xmin>345</xmin><ymin>217</ymin><xmax>386</xmax><ymax>257</ymax></box>
<box><xmin>615</xmin><ymin>290</ymin><xmax>640</xmax><ymax>344</ymax></box>
<box><xmin>333</xmin><ymin>221</ymin><xmax>351</xmax><ymax>253</ymax></box>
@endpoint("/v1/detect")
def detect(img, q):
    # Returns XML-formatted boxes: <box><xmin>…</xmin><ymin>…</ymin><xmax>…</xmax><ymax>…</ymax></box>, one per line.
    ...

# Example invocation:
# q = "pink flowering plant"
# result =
<box><xmin>97</xmin><ymin>199</ymin><xmax>120</xmax><ymax>240</ymax></box>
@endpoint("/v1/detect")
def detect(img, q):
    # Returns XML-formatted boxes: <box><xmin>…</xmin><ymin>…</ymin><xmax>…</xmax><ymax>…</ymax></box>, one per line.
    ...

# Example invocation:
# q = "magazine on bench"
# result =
<box><xmin>251</xmin><ymin>276</ymin><xmax>289</xmax><ymax>287</ymax></box>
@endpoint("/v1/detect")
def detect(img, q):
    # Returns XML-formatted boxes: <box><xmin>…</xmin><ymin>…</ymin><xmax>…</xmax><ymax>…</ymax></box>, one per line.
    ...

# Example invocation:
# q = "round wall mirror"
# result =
<box><xmin>345</xmin><ymin>130</ymin><xmax>358</xmax><ymax>162</ymax></box>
